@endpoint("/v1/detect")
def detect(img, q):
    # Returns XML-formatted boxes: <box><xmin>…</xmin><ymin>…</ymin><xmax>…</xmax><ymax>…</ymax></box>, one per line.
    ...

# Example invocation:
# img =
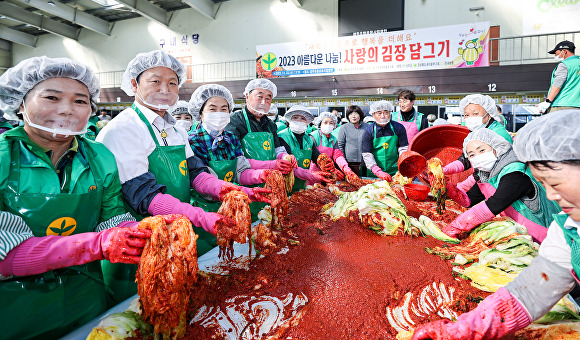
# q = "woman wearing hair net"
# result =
<box><xmin>442</xmin><ymin>94</ymin><xmax>513</xmax><ymax>192</ymax></box>
<box><xmin>361</xmin><ymin>100</ymin><xmax>409</xmax><ymax>181</ymax></box>
<box><xmin>442</xmin><ymin>128</ymin><xmax>559</xmax><ymax>242</ymax></box>
<box><xmin>0</xmin><ymin>57</ymin><xmax>152</xmax><ymax>339</ymax></box>
<box><xmin>169</xmin><ymin>100</ymin><xmax>197</xmax><ymax>134</ymax></box>
<box><xmin>187</xmin><ymin>84</ymin><xmax>295</xmax><ymax>219</ymax></box>
<box><xmin>412</xmin><ymin>110</ymin><xmax>580</xmax><ymax>340</ymax></box>
<box><xmin>311</xmin><ymin>111</ymin><xmax>362</xmax><ymax>183</ymax></box>
<box><xmin>278</xmin><ymin>105</ymin><xmax>335</xmax><ymax>192</ymax></box>
<box><xmin>97</xmin><ymin>51</ymin><xmax>271</xmax><ymax>302</ymax></box>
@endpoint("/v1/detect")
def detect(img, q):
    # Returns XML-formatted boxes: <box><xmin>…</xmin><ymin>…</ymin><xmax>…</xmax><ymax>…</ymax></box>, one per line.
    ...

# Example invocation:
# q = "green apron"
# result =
<box><xmin>278</xmin><ymin>128</ymin><xmax>313</xmax><ymax>193</ymax></box>
<box><xmin>102</xmin><ymin>104</ymin><xmax>191</xmax><ymax>305</ymax></box>
<box><xmin>240</xmin><ymin>109</ymin><xmax>276</xmax><ymax>219</ymax></box>
<box><xmin>0</xmin><ymin>140</ymin><xmax>108</xmax><ymax>340</ymax></box>
<box><xmin>366</xmin><ymin>123</ymin><xmax>399</xmax><ymax>177</ymax></box>
<box><xmin>556</xmin><ymin>214</ymin><xmax>580</xmax><ymax>278</ymax></box>
<box><xmin>488</xmin><ymin>120</ymin><xmax>513</xmax><ymax>144</ymax></box>
<box><xmin>190</xmin><ymin>141</ymin><xmax>239</xmax><ymax>256</ymax></box>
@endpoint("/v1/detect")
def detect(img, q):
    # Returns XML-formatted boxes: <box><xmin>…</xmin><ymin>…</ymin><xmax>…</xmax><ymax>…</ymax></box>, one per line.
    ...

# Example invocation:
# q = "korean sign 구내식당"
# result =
<box><xmin>256</xmin><ymin>22</ymin><xmax>490</xmax><ymax>78</ymax></box>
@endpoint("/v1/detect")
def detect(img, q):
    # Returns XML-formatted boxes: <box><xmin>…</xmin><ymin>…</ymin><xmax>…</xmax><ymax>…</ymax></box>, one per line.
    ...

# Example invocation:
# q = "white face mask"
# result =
<box><xmin>289</xmin><ymin>121</ymin><xmax>308</xmax><ymax>134</ymax></box>
<box><xmin>22</xmin><ymin>101</ymin><xmax>88</xmax><ymax>138</ymax></box>
<box><xmin>464</xmin><ymin>113</ymin><xmax>489</xmax><ymax>131</ymax></box>
<box><xmin>554</xmin><ymin>51</ymin><xmax>565</xmax><ymax>62</ymax></box>
<box><xmin>376</xmin><ymin>118</ymin><xmax>390</xmax><ymax>126</ymax></box>
<box><xmin>320</xmin><ymin>124</ymin><xmax>334</xmax><ymax>135</ymax></box>
<box><xmin>136</xmin><ymin>85</ymin><xmax>179</xmax><ymax>111</ymax></box>
<box><xmin>267</xmin><ymin>115</ymin><xmax>277</xmax><ymax>121</ymax></box>
<box><xmin>202</xmin><ymin>111</ymin><xmax>230</xmax><ymax>133</ymax></box>
<box><xmin>469</xmin><ymin>151</ymin><xmax>497</xmax><ymax>172</ymax></box>
<box><xmin>175</xmin><ymin>119</ymin><xmax>192</xmax><ymax>132</ymax></box>
<box><xmin>247</xmin><ymin>102</ymin><xmax>269</xmax><ymax>117</ymax></box>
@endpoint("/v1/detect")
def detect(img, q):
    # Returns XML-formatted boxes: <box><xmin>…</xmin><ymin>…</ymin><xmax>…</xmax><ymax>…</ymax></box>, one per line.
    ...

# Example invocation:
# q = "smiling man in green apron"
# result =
<box><xmin>225</xmin><ymin>79</ymin><xmax>298</xmax><ymax>214</ymax></box>
<box><xmin>0</xmin><ymin>57</ymin><xmax>152</xmax><ymax>340</ymax></box>
<box><xmin>97</xmin><ymin>50</ymin><xmax>258</xmax><ymax>304</ymax></box>
<box><xmin>361</xmin><ymin>100</ymin><xmax>409</xmax><ymax>181</ymax></box>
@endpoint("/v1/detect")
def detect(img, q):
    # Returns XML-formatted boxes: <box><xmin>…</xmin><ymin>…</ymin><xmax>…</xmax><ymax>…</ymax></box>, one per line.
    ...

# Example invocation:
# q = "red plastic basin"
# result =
<box><xmin>404</xmin><ymin>183</ymin><xmax>430</xmax><ymax>201</ymax></box>
<box><xmin>408</xmin><ymin>125</ymin><xmax>472</xmax><ymax>186</ymax></box>
<box><xmin>398</xmin><ymin>150</ymin><xmax>427</xmax><ymax>178</ymax></box>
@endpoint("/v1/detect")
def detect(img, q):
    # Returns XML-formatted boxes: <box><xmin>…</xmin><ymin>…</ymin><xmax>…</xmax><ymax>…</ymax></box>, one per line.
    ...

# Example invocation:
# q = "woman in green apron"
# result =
<box><xmin>361</xmin><ymin>100</ymin><xmax>409</xmax><ymax>181</ymax></box>
<box><xmin>441</xmin><ymin>128</ymin><xmax>560</xmax><ymax>243</ymax></box>
<box><xmin>0</xmin><ymin>56</ymin><xmax>152</xmax><ymax>339</ymax></box>
<box><xmin>443</xmin><ymin>94</ymin><xmax>514</xmax><ymax>193</ymax></box>
<box><xmin>278</xmin><ymin>105</ymin><xmax>334</xmax><ymax>192</ymax></box>
<box><xmin>412</xmin><ymin>110</ymin><xmax>580</xmax><ymax>340</ymax></box>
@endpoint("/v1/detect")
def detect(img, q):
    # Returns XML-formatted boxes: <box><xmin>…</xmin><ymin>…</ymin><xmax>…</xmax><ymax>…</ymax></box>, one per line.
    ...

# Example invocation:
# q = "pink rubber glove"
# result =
<box><xmin>277</xmin><ymin>153</ymin><xmax>298</xmax><ymax>169</ymax></box>
<box><xmin>294</xmin><ymin>167</ymin><xmax>333</xmax><ymax>184</ymax></box>
<box><xmin>442</xmin><ymin>160</ymin><xmax>465</xmax><ymax>175</ymax></box>
<box><xmin>192</xmin><ymin>172</ymin><xmax>228</xmax><ymax>201</ymax></box>
<box><xmin>0</xmin><ymin>221</ymin><xmax>148</xmax><ymax>277</ymax></box>
<box><xmin>334</xmin><ymin>154</ymin><xmax>350</xmax><ymax>172</ymax></box>
<box><xmin>239</xmin><ymin>168</ymin><xmax>268</xmax><ymax>185</ymax></box>
<box><xmin>442</xmin><ymin>201</ymin><xmax>495</xmax><ymax>238</ymax></box>
<box><xmin>248</xmin><ymin>158</ymin><xmax>276</xmax><ymax>170</ymax></box>
<box><xmin>149</xmin><ymin>193</ymin><xmax>230</xmax><ymax>235</ymax></box>
<box><xmin>344</xmin><ymin>168</ymin><xmax>360</xmax><ymax>183</ymax></box>
<box><xmin>457</xmin><ymin>174</ymin><xmax>477</xmax><ymax>193</ymax></box>
<box><xmin>445</xmin><ymin>180</ymin><xmax>471</xmax><ymax>208</ymax></box>
<box><xmin>412</xmin><ymin>287</ymin><xmax>531</xmax><ymax>340</ymax></box>
<box><xmin>219</xmin><ymin>181</ymin><xmax>271</xmax><ymax>204</ymax></box>
<box><xmin>371</xmin><ymin>165</ymin><xmax>392</xmax><ymax>182</ymax></box>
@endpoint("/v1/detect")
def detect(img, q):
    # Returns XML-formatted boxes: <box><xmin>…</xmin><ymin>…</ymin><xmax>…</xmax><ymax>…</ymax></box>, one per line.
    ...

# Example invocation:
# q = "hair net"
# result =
<box><xmin>188</xmin><ymin>84</ymin><xmax>234</xmax><ymax>121</ymax></box>
<box><xmin>0</xmin><ymin>56</ymin><xmax>100</xmax><ymax>115</ymax></box>
<box><xmin>363</xmin><ymin>115</ymin><xmax>375</xmax><ymax>123</ymax></box>
<box><xmin>463</xmin><ymin>128</ymin><xmax>511</xmax><ymax>158</ymax></box>
<box><xmin>285</xmin><ymin>105</ymin><xmax>314</xmax><ymax>123</ymax></box>
<box><xmin>243</xmin><ymin>79</ymin><xmax>277</xmax><ymax>98</ymax></box>
<box><xmin>121</xmin><ymin>50</ymin><xmax>186</xmax><ymax>96</ymax></box>
<box><xmin>269</xmin><ymin>103</ymin><xmax>278</xmax><ymax>114</ymax></box>
<box><xmin>169</xmin><ymin>100</ymin><xmax>190</xmax><ymax>116</ymax></box>
<box><xmin>513</xmin><ymin>109</ymin><xmax>580</xmax><ymax>162</ymax></box>
<box><xmin>433</xmin><ymin>118</ymin><xmax>449</xmax><ymax>126</ymax></box>
<box><xmin>318</xmin><ymin>111</ymin><xmax>337</xmax><ymax>126</ymax></box>
<box><xmin>369</xmin><ymin>100</ymin><xmax>394</xmax><ymax>115</ymax></box>
<box><xmin>459</xmin><ymin>94</ymin><xmax>497</xmax><ymax>118</ymax></box>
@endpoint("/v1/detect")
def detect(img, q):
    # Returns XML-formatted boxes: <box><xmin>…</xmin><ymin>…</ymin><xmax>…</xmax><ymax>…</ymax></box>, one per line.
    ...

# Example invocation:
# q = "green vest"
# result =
<box><xmin>0</xmin><ymin>128</ymin><xmax>122</xmax><ymax>339</ymax></box>
<box><xmin>551</xmin><ymin>55</ymin><xmax>580</xmax><ymax>108</ymax></box>
<box><xmin>392</xmin><ymin>110</ymin><xmax>424</xmax><ymax>131</ymax></box>
<box><xmin>488</xmin><ymin>120</ymin><xmax>513</xmax><ymax>144</ymax></box>
<box><xmin>487</xmin><ymin>162</ymin><xmax>561</xmax><ymax>228</ymax></box>
<box><xmin>556</xmin><ymin>214</ymin><xmax>580</xmax><ymax>277</ymax></box>
<box><xmin>84</xmin><ymin>115</ymin><xmax>100</xmax><ymax>141</ymax></box>
<box><xmin>279</xmin><ymin>128</ymin><xmax>313</xmax><ymax>193</ymax></box>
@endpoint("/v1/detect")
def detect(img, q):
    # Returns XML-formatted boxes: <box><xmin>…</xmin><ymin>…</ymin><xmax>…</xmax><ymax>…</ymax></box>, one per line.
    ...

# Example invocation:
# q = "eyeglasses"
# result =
<box><xmin>398</xmin><ymin>99</ymin><xmax>411</xmax><ymax>104</ymax></box>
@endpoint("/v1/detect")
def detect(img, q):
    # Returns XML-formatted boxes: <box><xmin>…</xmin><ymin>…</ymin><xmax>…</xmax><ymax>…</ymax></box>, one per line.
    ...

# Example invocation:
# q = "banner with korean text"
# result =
<box><xmin>256</xmin><ymin>22</ymin><xmax>490</xmax><ymax>78</ymax></box>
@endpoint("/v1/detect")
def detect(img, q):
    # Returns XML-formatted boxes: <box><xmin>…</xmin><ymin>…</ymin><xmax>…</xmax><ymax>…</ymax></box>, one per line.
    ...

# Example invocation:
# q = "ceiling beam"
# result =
<box><xmin>180</xmin><ymin>0</ymin><xmax>217</xmax><ymax>20</ymax></box>
<box><xmin>14</xmin><ymin>0</ymin><xmax>111</xmax><ymax>35</ymax></box>
<box><xmin>0</xmin><ymin>39</ymin><xmax>11</xmax><ymax>51</ymax></box>
<box><xmin>0</xmin><ymin>24</ymin><xmax>36</xmax><ymax>47</ymax></box>
<box><xmin>0</xmin><ymin>2</ymin><xmax>78</xmax><ymax>40</ymax></box>
<box><xmin>114</xmin><ymin>0</ymin><xmax>169</xmax><ymax>26</ymax></box>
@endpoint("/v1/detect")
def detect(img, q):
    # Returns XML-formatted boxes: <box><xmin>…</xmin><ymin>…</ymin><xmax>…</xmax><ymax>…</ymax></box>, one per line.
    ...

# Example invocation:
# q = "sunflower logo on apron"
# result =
<box><xmin>46</xmin><ymin>217</ymin><xmax>77</xmax><ymax>236</ymax></box>
<box><xmin>224</xmin><ymin>171</ymin><xmax>234</xmax><ymax>182</ymax></box>
<box><xmin>179</xmin><ymin>160</ymin><xmax>188</xmax><ymax>176</ymax></box>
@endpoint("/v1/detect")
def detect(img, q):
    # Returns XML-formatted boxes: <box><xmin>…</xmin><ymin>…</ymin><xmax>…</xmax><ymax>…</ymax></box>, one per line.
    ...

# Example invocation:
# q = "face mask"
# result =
<box><xmin>289</xmin><ymin>121</ymin><xmax>308</xmax><ymax>134</ymax></box>
<box><xmin>464</xmin><ymin>113</ymin><xmax>489</xmax><ymax>131</ymax></box>
<box><xmin>320</xmin><ymin>124</ymin><xmax>334</xmax><ymax>135</ymax></box>
<box><xmin>267</xmin><ymin>115</ymin><xmax>277</xmax><ymax>121</ymax></box>
<box><xmin>554</xmin><ymin>51</ymin><xmax>565</xmax><ymax>62</ymax></box>
<box><xmin>469</xmin><ymin>151</ymin><xmax>497</xmax><ymax>172</ymax></box>
<box><xmin>136</xmin><ymin>85</ymin><xmax>179</xmax><ymax>111</ymax></box>
<box><xmin>376</xmin><ymin>118</ymin><xmax>390</xmax><ymax>126</ymax></box>
<box><xmin>247</xmin><ymin>102</ymin><xmax>269</xmax><ymax>117</ymax></box>
<box><xmin>202</xmin><ymin>111</ymin><xmax>230</xmax><ymax>133</ymax></box>
<box><xmin>175</xmin><ymin>119</ymin><xmax>192</xmax><ymax>132</ymax></box>
<box><xmin>22</xmin><ymin>102</ymin><xmax>88</xmax><ymax>138</ymax></box>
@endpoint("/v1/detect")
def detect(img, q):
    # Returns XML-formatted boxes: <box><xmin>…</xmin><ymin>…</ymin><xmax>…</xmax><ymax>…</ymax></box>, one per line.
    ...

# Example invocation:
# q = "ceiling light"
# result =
<box><xmin>469</xmin><ymin>6</ymin><xmax>484</xmax><ymax>11</ymax></box>
<box><xmin>47</xmin><ymin>0</ymin><xmax>56</xmax><ymax>6</ymax></box>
